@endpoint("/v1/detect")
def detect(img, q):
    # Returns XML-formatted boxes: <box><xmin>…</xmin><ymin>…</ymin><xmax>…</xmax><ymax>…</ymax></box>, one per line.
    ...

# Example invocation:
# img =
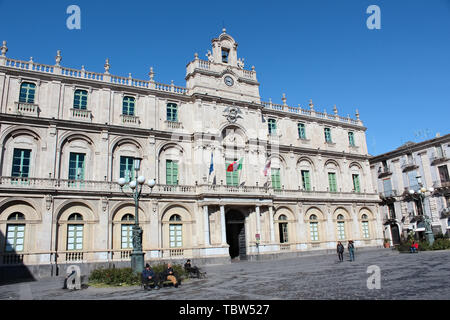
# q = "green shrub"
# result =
<box><xmin>395</xmin><ymin>238</ymin><xmax>450</xmax><ymax>252</ymax></box>
<box><xmin>431</xmin><ymin>238</ymin><xmax>450</xmax><ymax>250</ymax></box>
<box><xmin>89</xmin><ymin>267</ymin><xmax>140</xmax><ymax>286</ymax></box>
<box><xmin>88</xmin><ymin>263</ymin><xmax>189</xmax><ymax>287</ymax></box>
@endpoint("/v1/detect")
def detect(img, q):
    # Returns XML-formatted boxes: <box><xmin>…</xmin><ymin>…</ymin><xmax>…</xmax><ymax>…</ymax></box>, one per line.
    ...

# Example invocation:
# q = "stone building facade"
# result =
<box><xmin>0</xmin><ymin>30</ymin><xmax>382</xmax><ymax>278</ymax></box>
<box><xmin>370</xmin><ymin>134</ymin><xmax>450</xmax><ymax>245</ymax></box>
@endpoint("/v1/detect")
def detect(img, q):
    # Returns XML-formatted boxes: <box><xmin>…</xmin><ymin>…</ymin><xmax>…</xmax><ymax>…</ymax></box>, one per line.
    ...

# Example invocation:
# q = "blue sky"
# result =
<box><xmin>1</xmin><ymin>0</ymin><xmax>449</xmax><ymax>156</ymax></box>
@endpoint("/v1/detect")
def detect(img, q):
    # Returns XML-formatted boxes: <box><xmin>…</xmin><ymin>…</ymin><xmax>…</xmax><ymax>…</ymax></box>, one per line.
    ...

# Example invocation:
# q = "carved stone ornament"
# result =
<box><xmin>223</xmin><ymin>105</ymin><xmax>243</xmax><ymax>123</ymax></box>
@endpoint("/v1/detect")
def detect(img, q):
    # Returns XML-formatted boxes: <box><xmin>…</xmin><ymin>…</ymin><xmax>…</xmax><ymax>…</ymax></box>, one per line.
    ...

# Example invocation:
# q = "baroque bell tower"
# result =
<box><xmin>185</xmin><ymin>29</ymin><xmax>261</xmax><ymax>104</ymax></box>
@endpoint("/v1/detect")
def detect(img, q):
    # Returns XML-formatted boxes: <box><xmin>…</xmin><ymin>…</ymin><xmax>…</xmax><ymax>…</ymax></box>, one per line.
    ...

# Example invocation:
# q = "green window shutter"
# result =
<box><xmin>69</xmin><ymin>153</ymin><xmax>85</xmax><ymax>180</ymax></box>
<box><xmin>348</xmin><ymin>132</ymin><xmax>355</xmax><ymax>146</ymax></box>
<box><xmin>353</xmin><ymin>174</ymin><xmax>360</xmax><ymax>193</ymax></box>
<box><xmin>19</xmin><ymin>82</ymin><xmax>36</xmax><ymax>104</ymax></box>
<box><xmin>67</xmin><ymin>224</ymin><xmax>83</xmax><ymax>250</ymax></box>
<box><xmin>169</xmin><ymin>224</ymin><xmax>183</xmax><ymax>248</ymax></box>
<box><xmin>298</xmin><ymin>123</ymin><xmax>306</xmax><ymax>139</ymax></box>
<box><xmin>73</xmin><ymin>89</ymin><xmax>88</xmax><ymax>110</ymax></box>
<box><xmin>301</xmin><ymin>170</ymin><xmax>311</xmax><ymax>191</ymax></box>
<box><xmin>310</xmin><ymin>222</ymin><xmax>319</xmax><ymax>241</ymax></box>
<box><xmin>167</xmin><ymin>103</ymin><xmax>178</xmax><ymax>122</ymax></box>
<box><xmin>337</xmin><ymin>222</ymin><xmax>345</xmax><ymax>240</ymax></box>
<box><xmin>166</xmin><ymin>160</ymin><xmax>178</xmax><ymax>185</ymax></box>
<box><xmin>324</xmin><ymin>128</ymin><xmax>332</xmax><ymax>143</ymax></box>
<box><xmin>120</xmin><ymin>156</ymin><xmax>135</xmax><ymax>182</ymax></box>
<box><xmin>121</xmin><ymin>224</ymin><xmax>133</xmax><ymax>249</ymax></box>
<box><xmin>122</xmin><ymin>96</ymin><xmax>135</xmax><ymax>115</ymax></box>
<box><xmin>6</xmin><ymin>224</ymin><xmax>25</xmax><ymax>252</ymax></box>
<box><xmin>271</xmin><ymin>168</ymin><xmax>281</xmax><ymax>190</ymax></box>
<box><xmin>226</xmin><ymin>162</ymin><xmax>239</xmax><ymax>186</ymax></box>
<box><xmin>328</xmin><ymin>172</ymin><xmax>337</xmax><ymax>192</ymax></box>
<box><xmin>362</xmin><ymin>221</ymin><xmax>370</xmax><ymax>238</ymax></box>
<box><xmin>12</xmin><ymin>149</ymin><xmax>31</xmax><ymax>178</ymax></box>
<box><xmin>268</xmin><ymin>119</ymin><xmax>277</xmax><ymax>136</ymax></box>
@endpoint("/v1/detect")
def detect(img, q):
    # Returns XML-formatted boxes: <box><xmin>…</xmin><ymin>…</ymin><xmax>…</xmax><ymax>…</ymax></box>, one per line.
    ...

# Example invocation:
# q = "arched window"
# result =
<box><xmin>5</xmin><ymin>213</ymin><xmax>26</xmax><ymax>252</ymax></box>
<box><xmin>309</xmin><ymin>214</ymin><xmax>319</xmax><ymax>241</ymax></box>
<box><xmin>337</xmin><ymin>214</ymin><xmax>346</xmax><ymax>240</ymax></box>
<box><xmin>122</xmin><ymin>96</ymin><xmax>135</xmax><ymax>116</ymax></box>
<box><xmin>19</xmin><ymin>82</ymin><xmax>36</xmax><ymax>104</ymax></box>
<box><xmin>361</xmin><ymin>214</ymin><xmax>370</xmax><ymax>238</ymax></box>
<box><xmin>169</xmin><ymin>214</ymin><xmax>182</xmax><ymax>248</ymax></box>
<box><xmin>278</xmin><ymin>214</ymin><xmax>288</xmax><ymax>243</ymax></box>
<box><xmin>73</xmin><ymin>89</ymin><xmax>88</xmax><ymax>110</ymax></box>
<box><xmin>121</xmin><ymin>214</ymin><xmax>134</xmax><ymax>249</ymax></box>
<box><xmin>67</xmin><ymin>213</ymin><xmax>83</xmax><ymax>251</ymax></box>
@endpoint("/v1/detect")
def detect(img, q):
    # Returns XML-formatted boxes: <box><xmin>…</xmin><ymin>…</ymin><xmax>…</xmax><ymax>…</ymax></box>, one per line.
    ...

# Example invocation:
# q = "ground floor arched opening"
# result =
<box><xmin>225</xmin><ymin>210</ymin><xmax>246</xmax><ymax>260</ymax></box>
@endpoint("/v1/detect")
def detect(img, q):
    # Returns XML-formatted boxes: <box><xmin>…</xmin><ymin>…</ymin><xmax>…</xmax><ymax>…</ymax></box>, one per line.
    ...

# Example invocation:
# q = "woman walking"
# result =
<box><xmin>348</xmin><ymin>240</ymin><xmax>355</xmax><ymax>261</ymax></box>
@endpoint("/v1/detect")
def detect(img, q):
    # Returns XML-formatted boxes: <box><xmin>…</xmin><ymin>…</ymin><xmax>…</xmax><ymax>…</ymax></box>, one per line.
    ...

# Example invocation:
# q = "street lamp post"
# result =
<box><xmin>408</xmin><ymin>175</ymin><xmax>435</xmax><ymax>245</ymax></box>
<box><xmin>117</xmin><ymin>158</ymin><xmax>156</xmax><ymax>275</ymax></box>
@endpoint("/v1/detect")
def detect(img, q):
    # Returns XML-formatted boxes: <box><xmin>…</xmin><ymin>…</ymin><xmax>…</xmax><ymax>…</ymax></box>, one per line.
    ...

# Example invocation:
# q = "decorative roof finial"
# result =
<box><xmin>309</xmin><ymin>99</ymin><xmax>314</xmax><ymax>110</ymax></box>
<box><xmin>55</xmin><ymin>50</ymin><xmax>62</xmax><ymax>66</ymax></box>
<box><xmin>29</xmin><ymin>57</ymin><xmax>34</xmax><ymax>63</ymax></box>
<box><xmin>222</xmin><ymin>27</ymin><xmax>226</xmax><ymax>33</ymax></box>
<box><xmin>251</xmin><ymin>65</ymin><xmax>255</xmax><ymax>71</ymax></box>
<box><xmin>149</xmin><ymin>67</ymin><xmax>154</xmax><ymax>81</ymax></box>
<box><xmin>1</xmin><ymin>41</ymin><xmax>7</xmax><ymax>57</ymax></box>
<box><xmin>282</xmin><ymin>93</ymin><xmax>287</xmax><ymax>106</ymax></box>
<box><xmin>194</xmin><ymin>52</ymin><xmax>198</xmax><ymax>60</ymax></box>
<box><xmin>355</xmin><ymin>109</ymin><xmax>360</xmax><ymax>120</ymax></box>
<box><xmin>333</xmin><ymin>104</ymin><xmax>338</xmax><ymax>115</ymax></box>
<box><xmin>104</xmin><ymin>58</ymin><xmax>110</xmax><ymax>74</ymax></box>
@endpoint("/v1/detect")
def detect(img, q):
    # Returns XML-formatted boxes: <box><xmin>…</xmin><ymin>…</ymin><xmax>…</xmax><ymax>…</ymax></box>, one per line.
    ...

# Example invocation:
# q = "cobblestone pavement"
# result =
<box><xmin>1</xmin><ymin>248</ymin><xmax>450</xmax><ymax>300</ymax></box>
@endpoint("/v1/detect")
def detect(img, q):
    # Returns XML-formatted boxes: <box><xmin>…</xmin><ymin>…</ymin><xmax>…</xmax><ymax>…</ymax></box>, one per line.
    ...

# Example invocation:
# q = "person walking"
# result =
<box><xmin>348</xmin><ymin>240</ymin><xmax>355</xmax><ymax>261</ymax></box>
<box><xmin>337</xmin><ymin>241</ymin><xmax>344</xmax><ymax>262</ymax></box>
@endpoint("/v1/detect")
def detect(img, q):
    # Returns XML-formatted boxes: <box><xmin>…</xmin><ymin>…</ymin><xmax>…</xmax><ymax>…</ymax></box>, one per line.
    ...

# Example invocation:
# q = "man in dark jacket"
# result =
<box><xmin>337</xmin><ymin>241</ymin><xmax>344</xmax><ymax>262</ymax></box>
<box><xmin>163</xmin><ymin>263</ymin><xmax>179</xmax><ymax>288</ymax></box>
<box><xmin>348</xmin><ymin>240</ymin><xmax>355</xmax><ymax>261</ymax></box>
<box><xmin>142</xmin><ymin>264</ymin><xmax>159</xmax><ymax>290</ymax></box>
<box><xmin>184</xmin><ymin>259</ymin><xmax>201</xmax><ymax>278</ymax></box>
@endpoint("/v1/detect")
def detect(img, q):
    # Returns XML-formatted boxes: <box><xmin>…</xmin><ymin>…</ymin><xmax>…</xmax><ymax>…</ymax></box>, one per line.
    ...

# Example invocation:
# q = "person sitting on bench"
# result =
<box><xmin>163</xmin><ymin>263</ymin><xmax>179</xmax><ymax>288</ymax></box>
<box><xmin>142</xmin><ymin>264</ymin><xmax>160</xmax><ymax>290</ymax></box>
<box><xmin>184</xmin><ymin>259</ymin><xmax>201</xmax><ymax>278</ymax></box>
<box><xmin>410</xmin><ymin>241</ymin><xmax>419</xmax><ymax>253</ymax></box>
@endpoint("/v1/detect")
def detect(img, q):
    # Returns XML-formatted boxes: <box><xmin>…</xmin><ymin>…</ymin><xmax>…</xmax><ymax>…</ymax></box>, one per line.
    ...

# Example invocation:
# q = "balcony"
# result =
<box><xmin>165</xmin><ymin>120</ymin><xmax>182</xmax><ymax>129</ymax></box>
<box><xmin>379</xmin><ymin>189</ymin><xmax>397</xmax><ymax>200</ymax></box>
<box><xmin>15</xmin><ymin>101</ymin><xmax>39</xmax><ymax>117</ymax></box>
<box><xmin>377</xmin><ymin>165</ymin><xmax>392</xmax><ymax>178</ymax></box>
<box><xmin>430</xmin><ymin>151</ymin><xmax>448</xmax><ymax>166</ymax></box>
<box><xmin>120</xmin><ymin>114</ymin><xmax>140</xmax><ymax>125</ymax></box>
<box><xmin>401</xmin><ymin>160</ymin><xmax>419</xmax><ymax>172</ymax></box>
<box><xmin>71</xmin><ymin>108</ymin><xmax>92</xmax><ymax>121</ymax></box>
<box><xmin>0</xmin><ymin>176</ymin><xmax>380</xmax><ymax>202</ymax></box>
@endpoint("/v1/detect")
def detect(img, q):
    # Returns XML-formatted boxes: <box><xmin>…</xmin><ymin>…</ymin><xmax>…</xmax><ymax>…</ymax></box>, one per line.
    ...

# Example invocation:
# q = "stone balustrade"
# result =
<box><xmin>0</xmin><ymin>176</ymin><xmax>379</xmax><ymax>202</ymax></box>
<box><xmin>71</xmin><ymin>108</ymin><xmax>92</xmax><ymax>120</ymax></box>
<box><xmin>15</xmin><ymin>102</ymin><xmax>39</xmax><ymax>116</ymax></box>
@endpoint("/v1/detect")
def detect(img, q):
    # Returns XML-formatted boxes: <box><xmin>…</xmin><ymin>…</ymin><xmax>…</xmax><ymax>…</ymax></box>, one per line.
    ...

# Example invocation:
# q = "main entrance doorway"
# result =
<box><xmin>226</xmin><ymin>210</ymin><xmax>246</xmax><ymax>260</ymax></box>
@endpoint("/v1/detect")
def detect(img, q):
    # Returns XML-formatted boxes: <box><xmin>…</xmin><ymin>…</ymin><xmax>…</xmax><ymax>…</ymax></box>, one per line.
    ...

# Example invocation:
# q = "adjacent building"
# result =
<box><xmin>370</xmin><ymin>134</ymin><xmax>450</xmax><ymax>245</ymax></box>
<box><xmin>0</xmin><ymin>30</ymin><xmax>382</xmax><ymax>278</ymax></box>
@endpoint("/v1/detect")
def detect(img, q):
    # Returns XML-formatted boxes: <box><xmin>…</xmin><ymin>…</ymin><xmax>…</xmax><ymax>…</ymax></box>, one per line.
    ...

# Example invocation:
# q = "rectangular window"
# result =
<box><xmin>68</xmin><ymin>153</ymin><xmax>85</xmax><ymax>180</ymax></box>
<box><xmin>337</xmin><ymin>222</ymin><xmax>345</xmax><ymax>240</ymax></box>
<box><xmin>438</xmin><ymin>165</ymin><xmax>450</xmax><ymax>182</ymax></box>
<box><xmin>383</xmin><ymin>178</ymin><xmax>392</xmax><ymax>194</ymax></box>
<box><xmin>5</xmin><ymin>224</ymin><xmax>25</xmax><ymax>252</ymax></box>
<box><xmin>301</xmin><ymin>170</ymin><xmax>311</xmax><ymax>191</ymax></box>
<box><xmin>348</xmin><ymin>132</ymin><xmax>355</xmax><ymax>146</ymax></box>
<box><xmin>408</xmin><ymin>170</ymin><xmax>418</xmax><ymax>189</ymax></box>
<box><xmin>222</xmin><ymin>48</ymin><xmax>229</xmax><ymax>63</ymax></box>
<box><xmin>169</xmin><ymin>224</ymin><xmax>182</xmax><ymax>248</ymax></box>
<box><xmin>271</xmin><ymin>168</ymin><xmax>281</xmax><ymax>190</ymax></box>
<box><xmin>19</xmin><ymin>82</ymin><xmax>36</xmax><ymax>104</ymax></box>
<box><xmin>120</xmin><ymin>156</ymin><xmax>135</xmax><ymax>182</ymax></box>
<box><xmin>328</xmin><ymin>172</ymin><xmax>337</xmax><ymax>192</ymax></box>
<box><xmin>362</xmin><ymin>221</ymin><xmax>370</xmax><ymax>238</ymax></box>
<box><xmin>166</xmin><ymin>160</ymin><xmax>179</xmax><ymax>185</ymax></box>
<box><xmin>12</xmin><ymin>149</ymin><xmax>31</xmax><ymax>178</ymax></box>
<box><xmin>167</xmin><ymin>103</ymin><xmax>178</xmax><ymax>122</ymax></box>
<box><xmin>298</xmin><ymin>123</ymin><xmax>306</xmax><ymax>139</ymax></box>
<box><xmin>388</xmin><ymin>203</ymin><xmax>396</xmax><ymax>219</ymax></box>
<box><xmin>310</xmin><ymin>222</ymin><xmax>319</xmax><ymax>241</ymax></box>
<box><xmin>73</xmin><ymin>89</ymin><xmax>88</xmax><ymax>110</ymax></box>
<box><xmin>268</xmin><ymin>119</ymin><xmax>277</xmax><ymax>136</ymax></box>
<box><xmin>226</xmin><ymin>161</ymin><xmax>239</xmax><ymax>186</ymax></box>
<box><xmin>121</xmin><ymin>225</ymin><xmax>133</xmax><ymax>249</ymax></box>
<box><xmin>67</xmin><ymin>224</ymin><xmax>83</xmax><ymax>250</ymax></box>
<box><xmin>352</xmin><ymin>174</ymin><xmax>361</xmax><ymax>193</ymax></box>
<box><xmin>324</xmin><ymin>128</ymin><xmax>332</xmax><ymax>143</ymax></box>
<box><xmin>122</xmin><ymin>96</ymin><xmax>135</xmax><ymax>116</ymax></box>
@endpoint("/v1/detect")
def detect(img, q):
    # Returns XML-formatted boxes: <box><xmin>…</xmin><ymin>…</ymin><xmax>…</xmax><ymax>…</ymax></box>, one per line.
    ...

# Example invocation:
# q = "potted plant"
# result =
<box><xmin>383</xmin><ymin>238</ymin><xmax>391</xmax><ymax>248</ymax></box>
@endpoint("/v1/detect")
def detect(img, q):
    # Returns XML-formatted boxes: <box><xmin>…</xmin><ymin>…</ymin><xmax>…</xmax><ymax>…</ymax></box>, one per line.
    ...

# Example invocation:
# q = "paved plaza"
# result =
<box><xmin>1</xmin><ymin>248</ymin><xmax>450</xmax><ymax>300</ymax></box>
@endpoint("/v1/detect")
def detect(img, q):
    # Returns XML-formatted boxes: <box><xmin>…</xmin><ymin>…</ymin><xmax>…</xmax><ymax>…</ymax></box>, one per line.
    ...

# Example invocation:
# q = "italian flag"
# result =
<box><xmin>227</xmin><ymin>158</ymin><xmax>243</xmax><ymax>172</ymax></box>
